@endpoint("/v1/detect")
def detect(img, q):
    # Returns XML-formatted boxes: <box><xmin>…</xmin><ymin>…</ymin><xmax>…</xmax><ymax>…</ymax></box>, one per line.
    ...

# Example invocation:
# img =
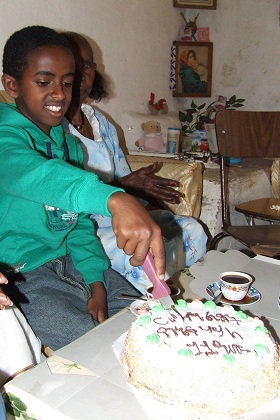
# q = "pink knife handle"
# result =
<box><xmin>142</xmin><ymin>252</ymin><xmax>171</xmax><ymax>299</ymax></box>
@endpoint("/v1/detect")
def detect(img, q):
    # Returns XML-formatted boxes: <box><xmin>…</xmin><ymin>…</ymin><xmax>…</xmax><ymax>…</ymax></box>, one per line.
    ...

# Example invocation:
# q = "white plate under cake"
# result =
<box><xmin>121</xmin><ymin>299</ymin><xmax>280</xmax><ymax>417</ymax></box>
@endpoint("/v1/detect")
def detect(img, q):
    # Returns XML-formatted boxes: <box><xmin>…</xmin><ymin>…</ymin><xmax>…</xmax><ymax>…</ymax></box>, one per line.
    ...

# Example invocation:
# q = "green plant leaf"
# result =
<box><xmin>186</xmin><ymin>113</ymin><xmax>194</xmax><ymax>124</ymax></box>
<box><xmin>179</xmin><ymin>111</ymin><xmax>187</xmax><ymax>122</ymax></box>
<box><xmin>197</xmin><ymin>103</ymin><xmax>206</xmax><ymax>110</ymax></box>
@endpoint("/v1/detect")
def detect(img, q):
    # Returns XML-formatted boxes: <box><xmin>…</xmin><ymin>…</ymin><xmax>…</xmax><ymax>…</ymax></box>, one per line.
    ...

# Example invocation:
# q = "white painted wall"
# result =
<box><xmin>0</xmin><ymin>0</ymin><xmax>279</xmax><ymax>149</ymax></box>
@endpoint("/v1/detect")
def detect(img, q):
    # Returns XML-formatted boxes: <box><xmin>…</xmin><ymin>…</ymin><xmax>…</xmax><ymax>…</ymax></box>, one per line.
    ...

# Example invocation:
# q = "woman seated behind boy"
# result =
<box><xmin>62</xmin><ymin>32</ymin><xmax>208</xmax><ymax>295</ymax></box>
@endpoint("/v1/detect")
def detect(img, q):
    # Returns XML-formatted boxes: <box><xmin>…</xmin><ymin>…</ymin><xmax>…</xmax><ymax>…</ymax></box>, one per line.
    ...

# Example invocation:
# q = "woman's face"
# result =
<box><xmin>73</xmin><ymin>37</ymin><xmax>96</xmax><ymax>104</ymax></box>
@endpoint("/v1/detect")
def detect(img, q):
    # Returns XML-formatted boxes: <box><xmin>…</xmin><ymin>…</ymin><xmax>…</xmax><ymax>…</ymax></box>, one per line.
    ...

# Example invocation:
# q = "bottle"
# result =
<box><xmin>181</xmin><ymin>134</ymin><xmax>192</xmax><ymax>152</ymax></box>
<box><xmin>166</xmin><ymin>128</ymin><xmax>180</xmax><ymax>154</ymax></box>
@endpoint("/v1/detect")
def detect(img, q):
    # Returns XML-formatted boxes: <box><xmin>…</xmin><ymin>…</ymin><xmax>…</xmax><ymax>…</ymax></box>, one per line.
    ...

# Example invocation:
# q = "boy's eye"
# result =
<box><xmin>36</xmin><ymin>81</ymin><xmax>50</xmax><ymax>87</ymax></box>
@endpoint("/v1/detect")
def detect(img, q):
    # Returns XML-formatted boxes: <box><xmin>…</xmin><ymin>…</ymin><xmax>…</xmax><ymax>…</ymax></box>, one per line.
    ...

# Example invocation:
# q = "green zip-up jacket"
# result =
<box><xmin>0</xmin><ymin>103</ymin><xmax>123</xmax><ymax>285</ymax></box>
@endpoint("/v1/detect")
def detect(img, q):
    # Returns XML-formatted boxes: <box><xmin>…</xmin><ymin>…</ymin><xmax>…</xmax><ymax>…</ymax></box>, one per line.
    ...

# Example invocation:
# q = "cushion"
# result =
<box><xmin>126</xmin><ymin>155</ymin><xmax>203</xmax><ymax>218</ymax></box>
<box><xmin>0</xmin><ymin>90</ymin><xmax>14</xmax><ymax>103</ymax></box>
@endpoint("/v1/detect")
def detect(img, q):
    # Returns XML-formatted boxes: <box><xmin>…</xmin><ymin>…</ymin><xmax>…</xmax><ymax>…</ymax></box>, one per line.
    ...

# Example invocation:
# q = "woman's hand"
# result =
<box><xmin>108</xmin><ymin>192</ymin><xmax>165</xmax><ymax>279</ymax></box>
<box><xmin>87</xmin><ymin>282</ymin><xmax>108</xmax><ymax>323</ymax></box>
<box><xmin>115</xmin><ymin>163</ymin><xmax>181</xmax><ymax>203</ymax></box>
<box><xmin>0</xmin><ymin>272</ymin><xmax>12</xmax><ymax>310</ymax></box>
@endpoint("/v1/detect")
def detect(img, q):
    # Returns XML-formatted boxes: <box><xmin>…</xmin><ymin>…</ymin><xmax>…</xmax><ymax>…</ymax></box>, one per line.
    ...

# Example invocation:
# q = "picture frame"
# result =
<box><xmin>173</xmin><ymin>41</ymin><xmax>213</xmax><ymax>97</ymax></box>
<box><xmin>173</xmin><ymin>0</ymin><xmax>217</xmax><ymax>9</ymax></box>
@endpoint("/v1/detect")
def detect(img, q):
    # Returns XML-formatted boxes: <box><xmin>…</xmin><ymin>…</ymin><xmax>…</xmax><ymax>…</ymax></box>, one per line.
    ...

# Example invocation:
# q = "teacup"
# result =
<box><xmin>146</xmin><ymin>284</ymin><xmax>180</xmax><ymax>308</ymax></box>
<box><xmin>220</xmin><ymin>271</ymin><xmax>253</xmax><ymax>301</ymax></box>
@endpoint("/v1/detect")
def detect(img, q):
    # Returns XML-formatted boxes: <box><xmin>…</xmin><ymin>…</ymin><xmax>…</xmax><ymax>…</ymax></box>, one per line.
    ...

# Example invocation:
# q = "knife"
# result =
<box><xmin>141</xmin><ymin>251</ymin><xmax>174</xmax><ymax>309</ymax></box>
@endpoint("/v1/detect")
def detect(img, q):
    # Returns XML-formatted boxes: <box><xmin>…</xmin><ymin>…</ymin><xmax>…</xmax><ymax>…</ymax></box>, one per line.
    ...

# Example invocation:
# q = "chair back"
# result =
<box><xmin>215</xmin><ymin>110</ymin><xmax>280</xmax><ymax>158</ymax></box>
<box><xmin>215</xmin><ymin>110</ymin><xmax>280</xmax><ymax>226</ymax></box>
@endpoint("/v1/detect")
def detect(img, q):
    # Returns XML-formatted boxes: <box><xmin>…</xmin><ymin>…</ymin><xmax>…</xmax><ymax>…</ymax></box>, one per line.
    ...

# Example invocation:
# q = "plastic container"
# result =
<box><xmin>167</xmin><ymin>128</ymin><xmax>180</xmax><ymax>154</ymax></box>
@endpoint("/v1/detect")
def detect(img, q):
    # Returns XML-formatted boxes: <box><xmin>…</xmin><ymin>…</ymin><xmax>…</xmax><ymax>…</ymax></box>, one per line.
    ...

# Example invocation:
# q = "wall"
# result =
<box><xmin>0</xmin><ymin>0</ymin><xmax>279</xmax><ymax>150</ymax></box>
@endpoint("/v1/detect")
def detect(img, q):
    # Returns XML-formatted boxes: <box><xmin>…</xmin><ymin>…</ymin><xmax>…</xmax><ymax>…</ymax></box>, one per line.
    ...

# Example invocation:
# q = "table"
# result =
<box><xmin>235</xmin><ymin>197</ymin><xmax>280</xmax><ymax>224</ymax></box>
<box><xmin>2</xmin><ymin>252</ymin><xmax>280</xmax><ymax>420</ymax></box>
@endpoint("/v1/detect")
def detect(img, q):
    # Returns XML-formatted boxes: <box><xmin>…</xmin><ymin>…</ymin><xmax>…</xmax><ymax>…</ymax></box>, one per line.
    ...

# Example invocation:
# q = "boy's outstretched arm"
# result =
<box><xmin>107</xmin><ymin>192</ymin><xmax>165</xmax><ymax>280</ymax></box>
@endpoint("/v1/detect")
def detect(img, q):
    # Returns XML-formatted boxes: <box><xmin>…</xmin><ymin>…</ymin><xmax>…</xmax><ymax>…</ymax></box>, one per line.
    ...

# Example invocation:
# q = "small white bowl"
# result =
<box><xmin>220</xmin><ymin>271</ymin><xmax>253</xmax><ymax>301</ymax></box>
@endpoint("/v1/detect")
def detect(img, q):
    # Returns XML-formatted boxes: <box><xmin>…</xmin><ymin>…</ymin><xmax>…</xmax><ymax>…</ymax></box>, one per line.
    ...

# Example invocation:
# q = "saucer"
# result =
<box><xmin>206</xmin><ymin>281</ymin><xmax>261</xmax><ymax>306</ymax></box>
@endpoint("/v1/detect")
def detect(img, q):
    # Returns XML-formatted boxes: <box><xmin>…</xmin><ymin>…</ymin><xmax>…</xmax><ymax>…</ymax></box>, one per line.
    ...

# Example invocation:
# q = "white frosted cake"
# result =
<box><xmin>121</xmin><ymin>299</ymin><xmax>280</xmax><ymax>417</ymax></box>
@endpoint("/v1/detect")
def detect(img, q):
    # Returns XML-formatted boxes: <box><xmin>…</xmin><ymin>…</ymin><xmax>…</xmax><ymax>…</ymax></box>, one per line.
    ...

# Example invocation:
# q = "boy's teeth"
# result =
<box><xmin>47</xmin><ymin>106</ymin><xmax>61</xmax><ymax>111</ymax></box>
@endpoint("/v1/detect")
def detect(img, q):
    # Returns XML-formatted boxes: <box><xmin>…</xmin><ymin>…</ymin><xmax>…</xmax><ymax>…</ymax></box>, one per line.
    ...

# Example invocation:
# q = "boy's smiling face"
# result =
<box><xmin>4</xmin><ymin>45</ymin><xmax>75</xmax><ymax>134</ymax></box>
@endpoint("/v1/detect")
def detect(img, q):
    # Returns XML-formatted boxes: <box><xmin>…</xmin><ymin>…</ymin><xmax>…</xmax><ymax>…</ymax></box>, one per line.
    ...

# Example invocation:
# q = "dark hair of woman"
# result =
<box><xmin>62</xmin><ymin>31</ymin><xmax>108</xmax><ymax>102</ymax></box>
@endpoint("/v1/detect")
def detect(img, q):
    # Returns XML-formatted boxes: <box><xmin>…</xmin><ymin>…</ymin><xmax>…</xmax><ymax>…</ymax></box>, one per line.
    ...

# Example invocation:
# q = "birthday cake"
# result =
<box><xmin>121</xmin><ymin>299</ymin><xmax>280</xmax><ymax>417</ymax></box>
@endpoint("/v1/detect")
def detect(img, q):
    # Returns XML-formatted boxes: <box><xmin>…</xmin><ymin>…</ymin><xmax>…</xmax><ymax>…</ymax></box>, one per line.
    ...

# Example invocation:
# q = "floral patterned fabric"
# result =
<box><xmin>62</xmin><ymin>105</ymin><xmax>207</xmax><ymax>294</ymax></box>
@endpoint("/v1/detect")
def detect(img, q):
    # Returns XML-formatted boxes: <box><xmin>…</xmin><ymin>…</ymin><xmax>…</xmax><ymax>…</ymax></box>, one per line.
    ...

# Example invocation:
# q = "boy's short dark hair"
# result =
<box><xmin>2</xmin><ymin>25</ymin><xmax>73</xmax><ymax>80</ymax></box>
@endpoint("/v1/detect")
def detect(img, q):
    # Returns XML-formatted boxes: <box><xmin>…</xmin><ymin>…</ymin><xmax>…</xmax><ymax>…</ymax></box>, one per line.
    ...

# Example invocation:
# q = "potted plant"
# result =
<box><xmin>179</xmin><ymin>95</ymin><xmax>245</xmax><ymax>152</ymax></box>
<box><xmin>179</xmin><ymin>95</ymin><xmax>245</xmax><ymax>134</ymax></box>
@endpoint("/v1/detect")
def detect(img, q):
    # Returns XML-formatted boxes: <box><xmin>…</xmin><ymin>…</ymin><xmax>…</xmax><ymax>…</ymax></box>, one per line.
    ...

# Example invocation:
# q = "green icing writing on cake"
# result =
<box><xmin>235</xmin><ymin>310</ymin><xmax>248</xmax><ymax>320</ymax></box>
<box><xmin>175</xmin><ymin>299</ymin><xmax>187</xmax><ymax>309</ymax></box>
<box><xmin>223</xmin><ymin>354</ymin><xmax>235</xmax><ymax>366</ymax></box>
<box><xmin>146</xmin><ymin>333</ymin><xmax>160</xmax><ymax>345</ymax></box>
<box><xmin>254</xmin><ymin>344</ymin><xmax>270</xmax><ymax>357</ymax></box>
<box><xmin>137</xmin><ymin>315</ymin><xmax>151</xmax><ymax>326</ymax></box>
<box><xmin>255</xmin><ymin>325</ymin><xmax>268</xmax><ymax>334</ymax></box>
<box><xmin>178</xmin><ymin>348</ymin><xmax>193</xmax><ymax>358</ymax></box>
<box><xmin>203</xmin><ymin>300</ymin><xmax>216</xmax><ymax>309</ymax></box>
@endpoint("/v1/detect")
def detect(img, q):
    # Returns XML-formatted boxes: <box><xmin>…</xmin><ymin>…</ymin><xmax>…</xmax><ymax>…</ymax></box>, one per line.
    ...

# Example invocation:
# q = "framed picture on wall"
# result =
<box><xmin>173</xmin><ymin>41</ymin><xmax>213</xmax><ymax>97</ymax></box>
<box><xmin>174</xmin><ymin>0</ymin><xmax>217</xmax><ymax>9</ymax></box>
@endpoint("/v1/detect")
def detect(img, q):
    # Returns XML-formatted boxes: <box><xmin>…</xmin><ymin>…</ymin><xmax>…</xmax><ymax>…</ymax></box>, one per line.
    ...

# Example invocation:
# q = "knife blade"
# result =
<box><xmin>141</xmin><ymin>252</ymin><xmax>174</xmax><ymax>309</ymax></box>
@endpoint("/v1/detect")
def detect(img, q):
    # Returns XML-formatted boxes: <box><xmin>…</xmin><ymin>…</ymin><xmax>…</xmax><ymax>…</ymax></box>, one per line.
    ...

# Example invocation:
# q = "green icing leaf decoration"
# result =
<box><xmin>146</xmin><ymin>333</ymin><xmax>160</xmax><ymax>345</ymax></box>
<box><xmin>223</xmin><ymin>354</ymin><xmax>235</xmax><ymax>366</ymax></box>
<box><xmin>254</xmin><ymin>344</ymin><xmax>270</xmax><ymax>357</ymax></box>
<box><xmin>137</xmin><ymin>315</ymin><xmax>151</xmax><ymax>326</ymax></box>
<box><xmin>255</xmin><ymin>325</ymin><xmax>268</xmax><ymax>334</ymax></box>
<box><xmin>175</xmin><ymin>299</ymin><xmax>187</xmax><ymax>309</ymax></box>
<box><xmin>178</xmin><ymin>348</ymin><xmax>193</xmax><ymax>358</ymax></box>
<box><xmin>203</xmin><ymin>300</ymin><xmax>216</xmax><ymax>309</ymax></box>
<box><xmin>235</xmin><ymin>310</ymin><xmax>248</xmax><ymax>320</ymax></box>
<box><xmin>151</xmin><ymin>303</ymin><xmax>165</xmax><ymax>312</ymax></box>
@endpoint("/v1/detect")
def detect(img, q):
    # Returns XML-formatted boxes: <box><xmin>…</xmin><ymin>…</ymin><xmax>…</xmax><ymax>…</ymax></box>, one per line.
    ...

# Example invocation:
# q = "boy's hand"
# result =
<box><xmin>87</xmin><ymin>282</ymin><xmax>108</xmax><ymax>323</ymax></box>
<box><xmin>108</xmin><ymin>192</ymin><xmax>165</xmax><ymax>279</ymax></box>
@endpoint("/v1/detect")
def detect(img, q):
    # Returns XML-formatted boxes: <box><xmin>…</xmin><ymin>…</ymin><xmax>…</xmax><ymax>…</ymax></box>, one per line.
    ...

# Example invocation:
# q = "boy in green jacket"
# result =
<box><xmin>0</xmin><ymin>26</ymin><xmax>165</xmax><ymax>350</ymax></box>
